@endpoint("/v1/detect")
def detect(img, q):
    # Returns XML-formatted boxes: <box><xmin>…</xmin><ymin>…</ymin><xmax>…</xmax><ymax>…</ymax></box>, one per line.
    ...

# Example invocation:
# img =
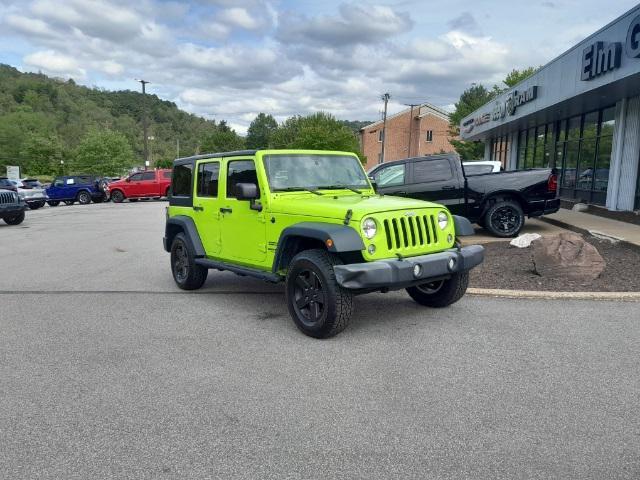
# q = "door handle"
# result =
<box><xmin>220</xmin><ymin>207</ymin><xmax>232</xmax><ymax>214</ymax></box>
<box><xmin>193</xmin><ymin>205</ymin><xmax>203</xmax><ymax>211</ymax></box>
<box><xmin>441</xmin><ymin>186</ymin><xmax>455</xmax><ymax>190</ymax></box>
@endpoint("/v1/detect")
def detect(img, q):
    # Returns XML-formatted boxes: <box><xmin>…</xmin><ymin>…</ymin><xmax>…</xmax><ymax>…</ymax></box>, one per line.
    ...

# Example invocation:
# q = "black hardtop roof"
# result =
<box><xmin>174</xmin><ymin>150</ymin><xmax>258</xmax><ymax>166</ymax></box>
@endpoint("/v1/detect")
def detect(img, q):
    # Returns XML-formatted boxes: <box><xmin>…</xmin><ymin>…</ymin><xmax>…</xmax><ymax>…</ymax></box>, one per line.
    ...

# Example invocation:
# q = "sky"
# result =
<box><xmin>0</xmin><ymin>0</ymin><xmax>638</xmax><ymax>134</ymax></box>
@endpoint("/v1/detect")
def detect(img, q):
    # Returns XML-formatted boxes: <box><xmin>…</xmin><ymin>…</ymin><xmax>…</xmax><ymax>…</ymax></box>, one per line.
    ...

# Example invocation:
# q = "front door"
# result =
<box><xmin>219</xmin><ymin>158</ymin><xmax>267</xmax><ymax>264</ymax></box>
<box><xmin>406</xmin><ymin>158</ymin><xmax>464</xmax><ymax>215</ymax></box>
<box><xmin>126</xmin><ymin>172</ymin><xmax>144</xmax><ymax>197</ymax></box>
<box><xmin>193</xmin><ymin>160</ymin><xmax>222</xmax><ymax>255</ymax></box>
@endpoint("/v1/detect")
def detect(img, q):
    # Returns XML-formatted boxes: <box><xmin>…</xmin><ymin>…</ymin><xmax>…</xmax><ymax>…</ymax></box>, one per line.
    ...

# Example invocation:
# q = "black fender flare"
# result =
<box><xmin>164</xmin><ymin>215</ymin><xmax>205</xmax><ymax>256</ymax></box>
<box><xmin>452</xmin><ymin>215</ymin><xmax>475</xmax><ymax>236</ymax></box>
<box><xmin>273</xmin><ymin>222</ymin><xmax>365</xmax><ymax>272</ymax></box>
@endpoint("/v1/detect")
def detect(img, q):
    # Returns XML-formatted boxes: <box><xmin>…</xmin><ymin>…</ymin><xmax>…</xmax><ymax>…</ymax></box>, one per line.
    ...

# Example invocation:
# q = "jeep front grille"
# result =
<box><xmin>0</xmin><ymin>190</ymin><xmax>17</xmax><ymax>205</ymax></box>
<box><xmin>382</xmin><ymin>214</ymin><xmax>439</xmax><ymax>251</ymax></box>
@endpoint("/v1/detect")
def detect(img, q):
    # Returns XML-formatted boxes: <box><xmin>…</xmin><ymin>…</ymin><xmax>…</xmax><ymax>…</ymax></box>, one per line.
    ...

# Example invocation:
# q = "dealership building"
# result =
<box><xmin>460</xmin><ymin>5</ymin><xmax>640</xmax><ymax>211</ymax></box>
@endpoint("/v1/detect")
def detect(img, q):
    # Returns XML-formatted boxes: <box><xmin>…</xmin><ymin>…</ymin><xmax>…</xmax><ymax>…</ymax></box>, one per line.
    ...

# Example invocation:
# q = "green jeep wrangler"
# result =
<box><xmin>163</xmin><ymin>149</ymin><xmax>484</xmax><ymax>338</ymax></box>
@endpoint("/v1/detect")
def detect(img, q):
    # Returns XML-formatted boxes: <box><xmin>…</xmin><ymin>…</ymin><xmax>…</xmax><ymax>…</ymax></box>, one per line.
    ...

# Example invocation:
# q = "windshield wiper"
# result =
<box><xmin>276</xmin><ymin>187</ymin><xmax>323</xmax><ymax>196</ymax></box>
<box><xmin>319</xmin><ymin>184</ymin><xmax>363</xmax><ymax>194</ymax></box>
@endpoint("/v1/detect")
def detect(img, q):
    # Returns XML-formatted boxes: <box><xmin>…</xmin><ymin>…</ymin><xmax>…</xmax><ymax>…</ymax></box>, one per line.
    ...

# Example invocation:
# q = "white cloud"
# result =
<box><xmin>218</xmin><ymin>7</ymin><xmax>260</xmax><ymax>30</ymax></box>
<box><xmin>23</xmin><ymin>50</ymin><xmax>86</xmax><ymax>78</ymax></box>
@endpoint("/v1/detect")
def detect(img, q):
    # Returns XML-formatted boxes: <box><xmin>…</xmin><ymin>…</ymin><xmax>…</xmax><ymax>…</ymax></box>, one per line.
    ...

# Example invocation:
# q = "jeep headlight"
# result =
<box><xmin>437</xmin><ymin>211</ymin><xmax>449</xmax><ymax>230</ymax></box>
<box><xmin>362</xmin><ymin>217</ymin><xmax>377</xmax><ymax>239</ymax></box>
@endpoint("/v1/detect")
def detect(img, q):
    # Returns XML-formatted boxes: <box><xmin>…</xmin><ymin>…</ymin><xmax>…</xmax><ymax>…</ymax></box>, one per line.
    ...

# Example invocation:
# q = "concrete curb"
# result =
<box><xmin>468</xmin><ymin>287</ymin><xmax>640</xmax><ymax>301</ymax></box>
<box><xmin>539</xmin><ymin>216</ymin><xmax>640</xmax><ymax>252</ymax></box>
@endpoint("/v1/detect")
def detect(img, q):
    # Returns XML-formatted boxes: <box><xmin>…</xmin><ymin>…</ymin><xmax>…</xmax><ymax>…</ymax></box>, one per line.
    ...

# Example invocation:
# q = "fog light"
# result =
<box><xmin>413</xmin><ymin>264</ymin><xmax>422</xmax><ymax>278</ymax></box>
<box><xmin>448</xmin><ymin>258</ymin><xmax>456</xmax><ymax>271</ymax></box>
<box><xmin>447</xmin><ymin>234</ymin><xmax>453</xmax><ymax>244</ymax></box>
<box><xmin>367</xmin><ymin>244</ymin><xmax>376</xmax><ymax>255</ymax></box>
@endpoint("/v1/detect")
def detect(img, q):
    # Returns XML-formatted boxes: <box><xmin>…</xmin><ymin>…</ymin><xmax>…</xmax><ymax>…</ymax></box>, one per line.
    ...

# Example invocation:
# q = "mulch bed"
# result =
<box><xmin>469</xmin><ymin>235</ymin><xmax>640</xmax><ymax>292</ymax></box>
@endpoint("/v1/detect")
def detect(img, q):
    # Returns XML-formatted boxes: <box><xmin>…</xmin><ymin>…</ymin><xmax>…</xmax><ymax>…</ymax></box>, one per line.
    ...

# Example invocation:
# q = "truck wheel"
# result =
<box><xmin>64</xmin><ymin>200</ymin><xmax>74</xmax><ymax>206</ymax></box>
<box><xmin>111</xmin><ymin>190</ymin><xmax>124</xmax><ymax>203</ymax></box>
<box><xmin>285</xmin><ymin>249</ymin><xmax>353</xmax><ymax>339</ymax></box>
<box><xmin>47</xmin><ymin>201</ymin><xmax>59</xmax><ymax>207</ymax></box>
<box><xmin>483</xmin><ymin>200</ymin><xmax>524</xmax><ymax>237</ymax></box>
<box><xmin>170</xmin><ymin>233</ymin><xmax>208</xmax><ymax>290</ymax></box>
<box><xmin>77</xmin><ymin>191</ymin><xmax>92</xmax><ymax>205</ymax></box>
<box><xmin>406</xmin><ymin>271</ymin><xmax>469</xmax><ymax>308</ymax></box>
<box><xmin>4</xmin><ymin>211</ymin><xmax>25</xmax><ymax>225</ymax></box>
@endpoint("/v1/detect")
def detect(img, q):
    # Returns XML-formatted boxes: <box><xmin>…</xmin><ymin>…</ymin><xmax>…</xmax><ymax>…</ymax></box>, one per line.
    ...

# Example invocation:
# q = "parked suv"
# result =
<box><xmin>46</xmin><ymin>175</ymin><xmax>108</xmax><ymax>206</ymax></box>
<box><xmin>15</xmin><ymin>179</ymin><xmax>48</xmax><ymax>209</ymax></box>
<box><xmin>164</xmin><ymin>149</ymin><xmax>484</xmax><ymax>338</ymax></box>
<box><xmin>109</xmin><ymin>169</ymin><xmax>172</xmax><ymax>203</ymax></box>
<box><xmin>0</xmin><ymin>187</ymin><xmax>27</xmax><ymax>225</ymax></box>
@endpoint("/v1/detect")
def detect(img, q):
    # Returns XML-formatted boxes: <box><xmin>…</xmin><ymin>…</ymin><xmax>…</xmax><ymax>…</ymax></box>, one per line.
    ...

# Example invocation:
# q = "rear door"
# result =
<box><xmin>192</xmin><ymin>160</ymin><xmax>222</xmax><ymax>255</ymax></box>
<box><xmin>405</xmin><ymin>158</ymin><xmax>464</xmax><ymax>214</ymax></box>
<box><xmin>139</xmin><ymin>171</ymin><xmax>158</xmax><ymax>196</ymax></box>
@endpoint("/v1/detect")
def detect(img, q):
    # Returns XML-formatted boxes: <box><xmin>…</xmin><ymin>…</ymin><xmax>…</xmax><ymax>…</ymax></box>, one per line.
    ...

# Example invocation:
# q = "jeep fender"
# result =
<box><xmin>164</xmin><ymin>216</ymin><xmax>206</xmax><ymax>256</ymax></box>
<box><xmin>273</xmin><ymin>222</ymin><xmax>365</xmax><ymax>272</ymax></box>
<box><xmin>452</xmin><ymin>215</ymin><xmax>475</xmax><ymax>236</ymax></box>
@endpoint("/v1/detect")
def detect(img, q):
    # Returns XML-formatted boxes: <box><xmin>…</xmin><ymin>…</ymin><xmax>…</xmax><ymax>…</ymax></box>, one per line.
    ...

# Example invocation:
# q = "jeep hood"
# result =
<box><xmin>269</xmin><ymin>193</ymin><xmax>443</xmax><ymax>220</ymax></box>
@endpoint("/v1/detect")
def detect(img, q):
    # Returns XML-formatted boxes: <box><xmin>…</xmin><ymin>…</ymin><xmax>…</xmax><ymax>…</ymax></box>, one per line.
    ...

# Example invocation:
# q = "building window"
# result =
<box><xmin>378</xmin><ymin>130</ymin><xmax>383</xmax><ymax>142</ymax></box>
<box><xmin>425</xmin><ymin>130</ymin><xmax>433</xmax><ymax>142</ymax></box>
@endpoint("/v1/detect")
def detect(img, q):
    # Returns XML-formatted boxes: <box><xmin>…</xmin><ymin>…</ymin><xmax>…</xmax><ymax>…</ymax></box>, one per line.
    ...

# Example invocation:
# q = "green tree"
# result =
<box><xmin>73</xmin><ymin>130</ymin><xmax>134</xmax><ymax>175</ymax></box>
<box><xmin>503</xmin><ymin>66</ymin><xmax>540</xmax><ymax>88</ymax></box>
<box><xmin>448</xmin><ymin>84</ymin><xmax>494</xmax><ymax>160</ymax></box>
<box><xmin>270</xmin><ymin>112</ymin><xmax>363</xmax><ymax>162</ymax></box>
<box><xmin>246</xmin><ymin>113</ymin><xmax>278</xmax><ymax>149</ymax></box>
<box><xmin>200</xmin><ymin>127</ymin><xmax>245</xmax><ymax>153</ymax></box>
<box><xmin>20</xmin><ymin>133</ymin><xmax>64</xmax><ymax>175</ymax></box>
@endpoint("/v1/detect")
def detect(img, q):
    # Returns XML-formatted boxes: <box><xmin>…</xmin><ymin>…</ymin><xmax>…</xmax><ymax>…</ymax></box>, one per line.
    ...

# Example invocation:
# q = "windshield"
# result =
<box><xmin>264</xmin><ymin>154</ymin><xmax>369</xmax><ymax>191</ymax></box>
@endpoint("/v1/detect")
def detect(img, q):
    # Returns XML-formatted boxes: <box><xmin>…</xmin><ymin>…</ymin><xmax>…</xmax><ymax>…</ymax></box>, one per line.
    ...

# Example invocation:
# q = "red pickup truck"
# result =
<box><xmin>109</xmin><ymin>169</ymin><xmax>172</xmax><ymax>203</ymax></box>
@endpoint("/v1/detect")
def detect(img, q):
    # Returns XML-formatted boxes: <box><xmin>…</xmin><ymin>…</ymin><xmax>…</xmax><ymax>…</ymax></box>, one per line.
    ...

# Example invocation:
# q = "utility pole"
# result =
<box><xmin>405</xmin><ymin>103</ymin><xmax>419</xmax><ymax>158</ymax></box>
<box><xmin>136</xmin><ymin>79</ymin><xmax>150</xmax><ymax>168</ymax></box>
<box><xmin>380</xmin><ymin>92</ymin><xmax>390</xmax><ymax>164</ymax></box>
<box><xmin>176</xmin><ymin>138</ymin><xmax>180</xmax><ymax>159</ymax></box>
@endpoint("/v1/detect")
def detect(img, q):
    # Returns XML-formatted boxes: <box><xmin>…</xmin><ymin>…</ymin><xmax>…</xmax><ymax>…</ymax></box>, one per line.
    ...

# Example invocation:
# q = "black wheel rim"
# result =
<box><xmin>292</xmin><ymin>269</ymin><xmax>326</xmax><ymax>327</ymax></box>
<box><xmin>490</xmin><ymin>206</ymin><xmax>520</xmax><ymax>234</ymax></box>
<box><xmin>80</xmin><ymin>193</ymin><xmax>90</xmax><ymax>203</ymax></box>
<box><xmin>173</xmin><ymin>243</ymin><xmax>189</xmax><ymax>282</ymax></box>
<box><xmin>416</xmin><ymin>280</ymin><xmax>444</xmax><ymax>294</ymax></box>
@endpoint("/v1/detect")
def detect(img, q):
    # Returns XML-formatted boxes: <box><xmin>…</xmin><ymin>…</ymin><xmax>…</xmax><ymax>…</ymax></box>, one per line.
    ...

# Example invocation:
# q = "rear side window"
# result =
<box><xmin>141</xmin><ymin>172</ymin><xmax>155</xmax><ymax>181</ymax></box>
<box><xmin>197</xmin><ymin>162</ymin><xmax>220</xmax><ymax>197</ymax></box>
<box><xmin>412</xmin><ymin>159</ymin><xmax>453</xmax><ymax>183</ymax></box>
<box><xmin>172</xmin><ymin>164</ymin><xmax>193</xmax><ymax>196</ymax></box>
<box><xmin>227</xmin><ymin>160</ymin><xmax>259</xmax><ymax>198</ymax></box>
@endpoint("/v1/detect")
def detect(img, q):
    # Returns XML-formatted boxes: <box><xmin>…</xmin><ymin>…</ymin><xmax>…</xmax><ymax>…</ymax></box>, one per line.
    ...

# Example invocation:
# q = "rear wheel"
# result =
<box><xmin>406</xmin><ymin>271</ymin><xmax>469</xmax><ymax>308</ymax></box>
<box><xmin>77</xmin><ymin>191</ymin><xmax>92</xmax><ymax>205</ymax></box>
<box><xmin>483</xmin><ymin>199</ymin><xmax>524</xmax><ymax>237</ymax></box>
<box><xmin>285</xmin><ymin>249</ymin><xmax>353</xmax><ymax>339</ymax></box>
<box><xmin>170</xmin><ymin>233</ymin><xmax>208</xmax><ymax>290</ymax></box>
<box><xmin>3</xmin><ymin>211</ymin><xmax>25</xmax><ymax>225</ymax></box>
<box><xmin>111</xmin><ymin>190</ymin><xmax>124</xmax><ymax>203</ymax></box>
<box><xmin>47</xmin><ymin>201</ymin><xmax>60</xmax><ymax>207</ymax></box>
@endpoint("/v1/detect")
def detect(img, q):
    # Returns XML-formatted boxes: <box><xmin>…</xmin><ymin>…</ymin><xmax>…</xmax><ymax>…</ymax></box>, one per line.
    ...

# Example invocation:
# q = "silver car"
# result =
<box><xmin>14</xmin><ymin>179</ymin><xmax>48</xmax><ymax>209</ymax></box>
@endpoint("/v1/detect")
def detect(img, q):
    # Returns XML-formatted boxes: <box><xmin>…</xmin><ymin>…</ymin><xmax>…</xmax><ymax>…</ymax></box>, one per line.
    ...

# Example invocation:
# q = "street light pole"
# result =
<box><xmin>136</xmin><ymin>79</ymin><xmax>150</xmax><ymax>168</ymax></box>
<box><xmin>380</xmin><ymin>93</ymin><xmax>390</xmax><ymax>164</ymax></box>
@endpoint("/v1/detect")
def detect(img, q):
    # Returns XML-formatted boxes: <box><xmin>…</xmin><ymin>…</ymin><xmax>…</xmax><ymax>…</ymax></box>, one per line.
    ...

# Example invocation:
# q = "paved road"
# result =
<box><xmin>1</xmin><ymin>202</ymin><xmax>639</xmax><ymax>479</ymax></box>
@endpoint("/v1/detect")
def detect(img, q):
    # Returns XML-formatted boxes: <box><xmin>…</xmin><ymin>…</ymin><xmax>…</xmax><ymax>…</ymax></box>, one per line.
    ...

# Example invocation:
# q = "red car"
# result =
<box><xmin>109</xmin><ymin>169</ymin><xmax>172</xmax><ymax>203</ymax></box>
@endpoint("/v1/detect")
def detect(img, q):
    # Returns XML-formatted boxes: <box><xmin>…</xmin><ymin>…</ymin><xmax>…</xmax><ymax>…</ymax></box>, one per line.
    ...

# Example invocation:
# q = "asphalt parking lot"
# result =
<box><xmin>1</xmin><ymin>202</ymin><xmax>639</xmax><ymax>479</ymax></box>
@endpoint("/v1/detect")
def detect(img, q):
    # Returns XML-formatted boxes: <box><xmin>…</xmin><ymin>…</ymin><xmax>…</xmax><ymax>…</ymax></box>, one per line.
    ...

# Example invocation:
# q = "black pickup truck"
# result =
<box><xmin>369</xmin><ymin>154</ymin><xmax>559</xmax><ymax>237</ymax></box>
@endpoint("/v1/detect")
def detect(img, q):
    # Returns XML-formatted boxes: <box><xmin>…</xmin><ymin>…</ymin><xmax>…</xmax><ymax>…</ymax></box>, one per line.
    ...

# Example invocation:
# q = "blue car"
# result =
<box><xmin>46</xmin><ymin>175</ymin><xmax>108</xmax><ymax>206</ymax></box>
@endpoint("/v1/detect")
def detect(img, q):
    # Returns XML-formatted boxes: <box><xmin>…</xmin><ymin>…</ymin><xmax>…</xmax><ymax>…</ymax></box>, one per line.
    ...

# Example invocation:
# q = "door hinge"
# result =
<box><xmin>258</xmin><ymin>243</ymin><xmax>267</xmax><ymax>252</ymax></box>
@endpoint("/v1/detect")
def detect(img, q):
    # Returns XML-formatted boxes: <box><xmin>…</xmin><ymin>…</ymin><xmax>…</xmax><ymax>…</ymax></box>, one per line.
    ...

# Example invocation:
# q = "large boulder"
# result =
<box><xmin>532</xmin><ymin>232</ymin><xmax>605</xmax><ymax>283</ymax></box>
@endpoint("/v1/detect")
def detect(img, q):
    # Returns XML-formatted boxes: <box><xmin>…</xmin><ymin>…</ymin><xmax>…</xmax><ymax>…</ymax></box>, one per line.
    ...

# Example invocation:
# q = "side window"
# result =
<box><xmin>53</xmin><ymin>178</ymin><xmax>64</xmax><ymax>187</ymax></box>
<box><xmin>375</xmin><ymin>164</ymin><xmax>405</xmax><ymax>187</ymax></box>
<box><xmin>412</xmin><ymin>159</ymin><xmax>453</xmax><ymax>183</ymax></box>
<box><xmin>172</xmin><ymin>164</ymin><xmax>193</xmax><ymax>196</ymax></box>
<box><xmin>129</xmin><ymin>173</ymin><xmax>144</xmax><ymax>181</ymax></box>
<box><xmin>227</xmin><ymin>160</ymin><xmax>259</xmax><ymax>198</ymax></box>
<box><xmin>197</xmin><ymin>162</ymin><xmax>220</xmax><ymax>197</ymax></box>
<box><xmin>141</xmin><ymin>172</ymin><xmax>155</xmax><ymax>181</ymax></box>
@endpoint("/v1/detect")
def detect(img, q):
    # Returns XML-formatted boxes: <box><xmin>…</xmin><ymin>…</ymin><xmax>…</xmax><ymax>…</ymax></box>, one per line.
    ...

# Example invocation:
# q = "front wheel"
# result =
<box><xmin>4</xmin><ymin>211</ymin><xmax>25</xmax><ymax>225</ymax></box>
<box><xmin>77</xmin><ymin>191</ymin><xmax>92</xmax><ymax>205</ymax></box>
<box><xmin>483</xmin><ymin>200</ymin><xmax>524</xmax><ymax>237</ymax></box>
<box><xmin>170</xmin><ymin>233</ymin><xmax>208</xmax><ymax>290</ymax></box>
<box><xmin>111</xmin><ymin>190</ymin><xmax>125</xmax><ymax>203</ymax></box>
<box><xmin>285</xmin><ymin>249</ymin><xmax>353</xmax><ymax>339</ymax></box>
<box><xmin>406</xmin><ymin>271</ymin><xmax>469</xmax><ymax>308</ymax></box>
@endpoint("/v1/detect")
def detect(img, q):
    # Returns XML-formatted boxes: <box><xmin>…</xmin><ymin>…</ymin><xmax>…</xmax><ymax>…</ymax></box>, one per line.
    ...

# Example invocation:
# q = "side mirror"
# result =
<box><xmin>236</xmin><ymin>183</ymin><xmax>258</xmax><ymax>200</ymax></box>
<box><xmin>235</xmin><ymin>183</ymin><xmax>262</xmax><ymax>211</ymax></box>
<box><xmin>368</xmin><ymin>175</ymin><xmax>378</xmax><ymax>191</ymax></box>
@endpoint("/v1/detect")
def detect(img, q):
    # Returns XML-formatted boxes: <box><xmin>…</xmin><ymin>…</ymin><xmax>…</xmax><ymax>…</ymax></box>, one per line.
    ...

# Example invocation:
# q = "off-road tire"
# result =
<box><xmin>47</xmin><ymin>201</ymin><xmax>59</xmax><ymax>207</ymax></box>
<box><xmin>170</xmin><ymin>233</ymin><xmax>208</xmax><ymax>290</ymax></box>
<box><xmin>3</xmin><ymin>211</ymin><xmax>25</xmax><ymax>225</ymax></box>
<box><xmin>483</xmin><ymin>199</ymin><xmax>524</xmax><ymax>238</ymax></box>
<box><xmin>77</xmin><ymin>190</ymin><xmax>92</xmax><ymax>205</ymax></box>
<box><xmin>63</xmin><ymin>200</ymin><xmax>74</xmax><ymax>206</ymax></box>
<box><xmin>285</xmin><ymin>249</ymin><xmax>353</xmax><ymax>339</ymax></box>
<box><xmin>406</xmin><ymin>271</ymin><xmax>469</xmax><ymax>308</ymax></box>
<box><xmin>111</xmin><ymin>190</ymin><xmax>125</xmax><ymax>203</ymax></box>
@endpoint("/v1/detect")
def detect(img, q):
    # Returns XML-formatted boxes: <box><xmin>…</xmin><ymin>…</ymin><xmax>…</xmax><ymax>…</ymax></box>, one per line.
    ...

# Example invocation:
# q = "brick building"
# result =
<box><xmin>360</xmin><ymin>103</ymin><xmax>455</xmax><ymax>171</ymax></box>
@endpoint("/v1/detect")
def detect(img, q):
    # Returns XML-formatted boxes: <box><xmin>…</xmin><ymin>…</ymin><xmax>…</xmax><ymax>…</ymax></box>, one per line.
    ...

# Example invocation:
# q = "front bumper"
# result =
<box><xmin>0</xmin><ymin>202</ymin><xmax>27</xmax><ymax>216</ymax></box>
<box><xmin>334</xmin><ymin>245</ymin><xmax>484</xmax><ymax>290</ymax></box>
